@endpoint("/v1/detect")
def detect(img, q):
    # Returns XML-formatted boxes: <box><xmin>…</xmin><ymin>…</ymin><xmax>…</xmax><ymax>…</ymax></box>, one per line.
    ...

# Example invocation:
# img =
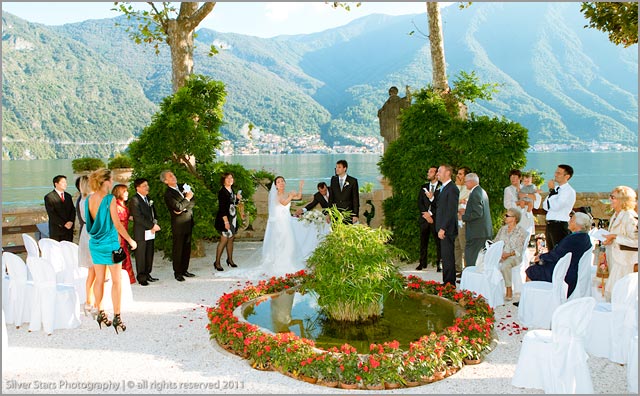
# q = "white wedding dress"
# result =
<box><xmin>222</xmin><ymin>183</ymin><xmax>329</xmax><ymax>280</ymax></box>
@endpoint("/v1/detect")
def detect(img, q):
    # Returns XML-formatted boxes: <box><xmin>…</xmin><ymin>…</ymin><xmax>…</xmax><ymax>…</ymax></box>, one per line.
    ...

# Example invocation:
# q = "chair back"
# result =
<box><xmin>612</xmin><ymin>273</ymin><xmax>638</xmax><ymax>311</ymax></box>
<box><xmin>569</xmin><ymin>246</ymin><xmax>595</xmax><ymax>300</ymax></box>
<box><xmin>22</xmin><ymin>233</ymin><xmax>40</xmax><ymax>259</ymax></box>
<box><xmin>3</xmin><ymin>252</ymin><xmax>28</xmax><ymax>282</ymax></box>
<box><xmin>59</xmin><ymin>241</ymin><xmax>80</xmax><ymax>274</ymax></box>
<box><xmin>551</xmin><ymin>252</ymin><xmax>572</xmax><ymax>307</ymax></box>
<box><xmin>38</xmin><ymin>238</ymin><xmax>69</xmax><ymax>283</ymax></box>
<box><xmin>483</xmin><ymin>240</ymin><xmax>505</xmax><ymax>273</ymax></box>
<box><xmin>552</xmin><ymin>296</ymin><xmax>596</xmax><ymax>339</ymax></box>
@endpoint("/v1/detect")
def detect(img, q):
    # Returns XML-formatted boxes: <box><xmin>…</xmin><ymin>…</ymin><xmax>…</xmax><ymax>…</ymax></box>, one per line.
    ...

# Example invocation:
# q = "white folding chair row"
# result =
<box><xmin>38</xmin><ymin>238</ymin><xmax>74</xmax><ymax>285</ymax></box>
<box><xmin>26</xmin><ymin>257</ymin><xmax>80</xmax><ymax>335</ymax></box>
<box><xmin>59</xmin><ymin>241</ymin><xmax>88</xmax><ymax>302</ymax></box>
<box><xmin>511</xmin><ymin>233</ymin><xmax>531</xmax><ymax>295</ymax></box>
<box><xmin>585</xmin><ymin>272</ymin><xmax>638</xmax><ymax>364</ymax></box>
<box><xmin>2</xmin><ymin>252</ymin><xmax>33</xmax><ymax>328</ymax></box>
<box><xmin>459</xmin><ymin>240</ymin><xmax>505</xmax><ymax>308</ymax></box>
<box><xmin>22</xmin><ymin>233</ymin><xmax>40</xmax><ymax>260</ymax></box>
<box><xmin>517</xmin><ymin>252</ymin><xmax>572</xmax><ymax>329</ymax></box>
<box><xmin>512</xmin><ymin>296</ymin><xmax>596</xmax><ymax>394</ymax></box>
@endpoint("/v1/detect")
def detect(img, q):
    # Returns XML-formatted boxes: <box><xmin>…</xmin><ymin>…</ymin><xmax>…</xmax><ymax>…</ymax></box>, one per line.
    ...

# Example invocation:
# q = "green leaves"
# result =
<box><xmin>580</xmin><ymin>2</ymin><xmax>638</xmax><ymax>47</ymax></box>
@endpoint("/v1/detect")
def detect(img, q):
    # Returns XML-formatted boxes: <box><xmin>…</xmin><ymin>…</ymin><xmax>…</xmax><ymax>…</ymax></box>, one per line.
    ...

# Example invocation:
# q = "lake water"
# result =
<box><xmin>2</xmin><ymin>152</ymin><xmax>637</xmax><ymax>208</ymax></box>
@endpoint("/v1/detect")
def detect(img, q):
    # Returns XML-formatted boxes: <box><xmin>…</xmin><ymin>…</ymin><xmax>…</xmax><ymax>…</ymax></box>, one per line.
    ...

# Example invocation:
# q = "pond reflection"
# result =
<box><xmin>242</xmin><ymin>290</ymin><xmax>458</xmax><ymax>353</ymax></box>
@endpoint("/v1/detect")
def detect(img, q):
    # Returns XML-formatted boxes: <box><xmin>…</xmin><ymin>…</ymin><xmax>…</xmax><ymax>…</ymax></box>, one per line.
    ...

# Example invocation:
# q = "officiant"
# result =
<box><xmin>295</xmin><ymin>182</ymin><xmax>330</xmax><ymax>217</ymax></box>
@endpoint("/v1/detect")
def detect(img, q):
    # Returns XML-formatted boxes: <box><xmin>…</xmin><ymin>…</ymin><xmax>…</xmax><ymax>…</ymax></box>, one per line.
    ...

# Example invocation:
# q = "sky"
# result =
<box><xmin>1</xmin><ymin>2</ymin><xmax>443</xmax><ymax>38</ymax></box>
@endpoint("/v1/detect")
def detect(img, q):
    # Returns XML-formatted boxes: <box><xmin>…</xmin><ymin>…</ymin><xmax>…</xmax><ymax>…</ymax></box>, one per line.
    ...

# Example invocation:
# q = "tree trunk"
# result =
<box><xmin>426</xmin><ymin>2</ymin><xmax>449</xmax><ymax>93</ymax></box>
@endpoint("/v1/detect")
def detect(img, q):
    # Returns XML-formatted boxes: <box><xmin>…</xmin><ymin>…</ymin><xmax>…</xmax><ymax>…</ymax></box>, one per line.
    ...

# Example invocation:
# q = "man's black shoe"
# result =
<box><xmin>437</xmin><ymin>266</ymin><xmax>442</xmax><ymax>273</ymax></box>
<box><xmin>148</xmin><ymin>276</ymin><xmax>159</xmax><ymax>282</ymax></box>
<box><xmin>513</xmin><ymin>301</ymin><xmax>519</xmax><ymax>307</ymax></box>
<box><xmin>175</xmin><ymin>275</ymin><xmax>185</xmax><ymax>282</ymax></box>
<box><xmin>139</xmin><ymin>280</ymin><xmax>149</xmax><ymax>286</ymax></box>
<box><xmin>415</xmin><ymin>265</ymin><xmax>424</xmax><ymax>271</ymax></box>
<box><xmin>183</xmin><ymin>271</ymin><xmax>196</xmax><ymax>278</ymax></box>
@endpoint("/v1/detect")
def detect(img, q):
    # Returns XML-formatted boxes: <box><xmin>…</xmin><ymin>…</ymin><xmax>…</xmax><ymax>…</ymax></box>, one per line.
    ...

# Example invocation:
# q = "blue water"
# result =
<box><xmin>2</xmin><ymin>152</ymin><xmax>637</xmax><ymax>207</ymax></box>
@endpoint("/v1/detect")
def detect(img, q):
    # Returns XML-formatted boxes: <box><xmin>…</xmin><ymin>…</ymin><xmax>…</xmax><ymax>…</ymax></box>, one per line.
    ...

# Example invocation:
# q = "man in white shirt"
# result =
<box><xmin>541</xmin><ymin>164</ymin><xmax>576</xmax><ymax>250</ymax></box>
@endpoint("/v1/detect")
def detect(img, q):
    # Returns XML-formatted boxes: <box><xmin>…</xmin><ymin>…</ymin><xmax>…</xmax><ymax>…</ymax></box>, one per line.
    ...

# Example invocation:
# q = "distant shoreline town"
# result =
<box><xmin>216</xmin><ymin>132</ymin><xmax>637</xmax><ymax>156</ymax></box>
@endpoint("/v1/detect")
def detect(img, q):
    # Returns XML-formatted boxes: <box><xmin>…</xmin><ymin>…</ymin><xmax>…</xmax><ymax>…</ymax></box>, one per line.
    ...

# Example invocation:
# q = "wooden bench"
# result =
<box><xmin>2</xmin><ymin>224</ymin><xmax>40</xmax><ymax>254</ymax></box>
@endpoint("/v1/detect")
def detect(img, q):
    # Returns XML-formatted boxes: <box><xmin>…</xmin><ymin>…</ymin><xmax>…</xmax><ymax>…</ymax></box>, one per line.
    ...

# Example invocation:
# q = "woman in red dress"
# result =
<box><xmin>112</xmin><ymin>184</ymin><xmax>136</xmax><ymax>284</ymax></box>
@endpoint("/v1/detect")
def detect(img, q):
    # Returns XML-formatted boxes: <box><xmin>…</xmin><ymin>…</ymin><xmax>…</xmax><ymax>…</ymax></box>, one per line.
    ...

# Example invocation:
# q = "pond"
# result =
<box><xmin>242</xmin><ymin>289</ymin><xmax>460</xmax><ymax>354</ymax></box>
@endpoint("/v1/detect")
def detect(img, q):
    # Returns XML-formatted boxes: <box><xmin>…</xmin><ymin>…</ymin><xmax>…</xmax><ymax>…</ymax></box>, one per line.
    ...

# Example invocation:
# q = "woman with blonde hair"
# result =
<box><xmin>603</xmin><ymin>185</ymin><xmax>638</xmax><ymax>301</ymax></box>
<box><xmin>86</xmin><ymin>169</ymin><xmax>137</xmax><ymax>333</ymax></box>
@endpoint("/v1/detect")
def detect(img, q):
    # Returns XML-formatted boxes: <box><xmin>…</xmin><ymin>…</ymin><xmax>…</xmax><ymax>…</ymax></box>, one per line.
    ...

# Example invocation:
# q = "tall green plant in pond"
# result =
<box><xmin>304</xmin><ymin>208</ymin><xmax>407</xmax><ymax>322</ymax></box>
<box><xmin>379</xmin><ymin>73</ymin><xmax>528</xmax><ymax>260</ymax></box>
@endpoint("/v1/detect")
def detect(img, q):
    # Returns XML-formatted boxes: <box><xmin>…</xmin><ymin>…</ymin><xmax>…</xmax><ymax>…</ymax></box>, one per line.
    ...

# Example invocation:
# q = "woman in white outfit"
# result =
<box><xmin>603</xmin><ymin>185</ymin><xmax>638</xmax><ymax>301</ymax></box>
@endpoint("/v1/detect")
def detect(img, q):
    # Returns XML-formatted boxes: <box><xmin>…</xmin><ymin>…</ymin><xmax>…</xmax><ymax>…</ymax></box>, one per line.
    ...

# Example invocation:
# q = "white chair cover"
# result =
<box><xmin>38</xmin><ymin>238</ymin><xmax>73</xmax><ymax>285</ymax></box>
<box><xmin>22</xmin><ymin>233</ymin><xmax>40</xmax><ymax>260</ymax></box>
<box><xmin>628</xmin><ymin>335</ymin><xmax>638</xmax><ymax>393</ymax></box>
<box><xmin>100</xmin><ymin>269</ymin><xmax>134</xmax><ymax>311</ymax></box>
<box><xmin>585</xmin><ymin>273</ymin><xmax>638</xmax><ymax>363</ymax></box>
<box><xmin>2</xmin><ymin>308</ymin><xmax>8</xmax><ymax>349</ymax></box>
<box><xmin>26</xmin><ymin>257</ymin><xmax>80</xmax><ymax>334</ymax></box>
<box><xmin>568</xmin><ymin>246</ymin><xmax>595</xmax><ymax>300</ymax></box>
<box><xmin>517</xmin><ymin>252</ymin><xmax>572</xmax><ymax>329</ymax></box>
<box><xmin>2</xmin><ymin>254</ymin><xmax>10</xmax><ymax>315</ymax></box>
<box><xmin>59</xmin><ymin>241</ymin><xmax>88</xmax><ymax>302</ymax></box>
<box><xmin>459</xmin><ymin>240</ymin><xmax>505</xmax><ymax>308</ymax></box>
<box><xmin>512</xmin><ymin>296</ymin><xmax>596</xmax><ymax>394</ymax></box>
<box><xmin>3</xmin><ymin>252</ymin><xmax>33</xmax><ymax>328</ymax></box>
<box><xmin>512</xmin><ymin>234</ymin><xmax>531</xmax><ymax>294</ymax></box>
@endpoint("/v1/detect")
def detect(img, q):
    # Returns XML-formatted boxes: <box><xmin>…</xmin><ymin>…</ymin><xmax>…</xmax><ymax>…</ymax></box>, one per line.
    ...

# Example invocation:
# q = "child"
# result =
<box><xmin>517</xmin><ymin>172</ymin><xmax>539</xmax><ymax>212</ymax></box>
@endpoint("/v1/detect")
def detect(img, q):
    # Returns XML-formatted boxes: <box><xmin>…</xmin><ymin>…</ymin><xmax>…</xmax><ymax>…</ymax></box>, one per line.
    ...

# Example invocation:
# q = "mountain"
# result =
<box><xmin>1</xmin><ymin>2</ymin><xmax>637</xmax><ymax>160</ymax></box>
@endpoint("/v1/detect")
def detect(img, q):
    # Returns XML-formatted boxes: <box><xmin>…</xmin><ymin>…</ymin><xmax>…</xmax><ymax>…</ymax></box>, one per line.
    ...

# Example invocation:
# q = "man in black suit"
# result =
<box><xmin>44</xmin><ymin>174</ymin><xmax>76</xmax><ymax>242</ymax></box>
<box><xmin>417</xmin><ymin>166</ymin><xmax>442</xmax><ymax>271</ymax></box>
<box><xmin>295</xmin><ymin>182</ymin><xmax>330</xmax><ymax>217</ymax></box>
<box><xmin>130</xmin><ymin>178</ymin><xmax>161</xmax><ymax>286</ymax></box>
<box><xmin>329</xmin><ymin>159</ymin><xmax>359</xmax><ymax>224</ymax></box>
<box><xmin>460</xmin><ymin>173</ymin><xmax>493</xmax><ymax>268</ymax></box>
<box><xmin>161</xmin><ymin>170</ymin><xmax>196</xmax><ymax>282</ymax></box>
<box><xmin>435</xmin><ymin>164</ymin><xmax>460</xmax><ymax>286</ymax></box>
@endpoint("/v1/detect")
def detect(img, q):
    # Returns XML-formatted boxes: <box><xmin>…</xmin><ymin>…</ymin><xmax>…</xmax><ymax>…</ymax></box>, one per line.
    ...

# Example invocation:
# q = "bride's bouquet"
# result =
<box><xmin>299</xmin><ymin>210</ymin><xmax>326</xmax><ymax>230</ymax></box>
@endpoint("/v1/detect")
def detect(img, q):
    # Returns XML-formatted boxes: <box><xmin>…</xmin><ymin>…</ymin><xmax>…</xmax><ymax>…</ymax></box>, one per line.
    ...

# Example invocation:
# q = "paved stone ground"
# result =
<box><xmin>2</xmin><ymin>241</ymin><xmax>631</xmax><ymax>394</ymax></box>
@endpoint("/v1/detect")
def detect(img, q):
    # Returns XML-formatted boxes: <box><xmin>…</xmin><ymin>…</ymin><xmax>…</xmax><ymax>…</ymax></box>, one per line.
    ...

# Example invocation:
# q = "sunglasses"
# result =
<box><xmin>504</xmin><ymin>214</ymin><xmax>514</xmax><ymax>218</ymax></box>
<box><xmin>610</xmin><ymin>194</ymin><xmax>617</xmax><ymax>200</ymax></box>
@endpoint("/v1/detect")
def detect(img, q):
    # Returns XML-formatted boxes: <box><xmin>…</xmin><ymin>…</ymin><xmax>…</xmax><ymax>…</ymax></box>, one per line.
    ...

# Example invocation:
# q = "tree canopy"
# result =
<box><xmin>580</xmin><ymin>2</ymin><xmax>638</xmax><ymax>47</ymax></box>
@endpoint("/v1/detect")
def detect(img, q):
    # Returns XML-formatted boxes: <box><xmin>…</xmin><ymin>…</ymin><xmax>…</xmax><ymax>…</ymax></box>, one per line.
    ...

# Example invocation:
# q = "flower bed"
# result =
<box><xmin>207</xmin><ymin>272</ymin><xmax>495</xmax><ymax>389</ymax></box>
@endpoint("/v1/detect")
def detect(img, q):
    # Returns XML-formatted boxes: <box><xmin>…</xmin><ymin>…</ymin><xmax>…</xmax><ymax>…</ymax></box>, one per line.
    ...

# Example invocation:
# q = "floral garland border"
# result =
<box><xmin>206</xmin><ymin>271</ymin><xmax>495</xmax><ymax>389</ymax></box>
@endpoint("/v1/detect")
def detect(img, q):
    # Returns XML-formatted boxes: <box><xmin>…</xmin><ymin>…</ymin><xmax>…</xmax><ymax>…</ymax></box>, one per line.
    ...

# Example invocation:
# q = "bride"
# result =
<box><xmin>261</xmin><ymin>176</ymin><xmax>305</xmax><ymax>276</ymax></box>
<box><xmin>223</xmin><ymin>176</ymin><xmax>314</xmax><ymax>279</ymax></box>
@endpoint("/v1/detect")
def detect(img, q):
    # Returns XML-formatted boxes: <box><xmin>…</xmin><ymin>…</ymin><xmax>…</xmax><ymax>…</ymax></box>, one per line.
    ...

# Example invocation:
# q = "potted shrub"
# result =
<box><xmin>71</xmin><ymin>157</ymin><xmax>106</xmax><ymax>174</ymax></box>
<box><xmin>108</xmin><ymin>154</ymin><xmax>133</xmax><ymax>183</ymax></box>
<box><xmin>305</xmin><ymin>207</ymin><xmax>407</xmax><ymax>322</ymax></box>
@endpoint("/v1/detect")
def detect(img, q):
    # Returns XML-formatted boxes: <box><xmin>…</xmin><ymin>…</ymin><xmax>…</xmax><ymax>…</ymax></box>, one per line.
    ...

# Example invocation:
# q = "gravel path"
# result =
<box><xmin>2</xmin><ymin>241</ymin><xmax>630</xmax><ymax>394</ymax></box>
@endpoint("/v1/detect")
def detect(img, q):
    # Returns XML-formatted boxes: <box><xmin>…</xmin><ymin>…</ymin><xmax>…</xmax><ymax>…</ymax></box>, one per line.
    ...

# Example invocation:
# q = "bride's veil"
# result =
<box><xmin>268</xmin><ymin>180</ymin><xmax>278</xmax><ymax>216</ymax></box>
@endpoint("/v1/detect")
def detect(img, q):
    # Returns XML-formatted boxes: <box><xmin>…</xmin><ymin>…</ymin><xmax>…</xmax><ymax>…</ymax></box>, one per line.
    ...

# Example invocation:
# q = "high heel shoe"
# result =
<box><xmin>112</xmin><ymin>314</ymin><xmax>126</xmax><ymax>334</ymax></box>
<box><xmin>226</xmin><ymin>259</ymin><xmax>238</xmax><ymax>268</ymax></box>
<box><xmin>96</xmin><ymin>310</ymin><xmax>112</xmax><ymax>329</ymax></box>
<box><xmin>214</xmin><ymin>261</ymin><xmax>224</xmax><ymax>271</ymax></box>
<box><xmin>84</xmin><ymin>303</ymin><xmax>97</xmax><ymax>319</ymax></box>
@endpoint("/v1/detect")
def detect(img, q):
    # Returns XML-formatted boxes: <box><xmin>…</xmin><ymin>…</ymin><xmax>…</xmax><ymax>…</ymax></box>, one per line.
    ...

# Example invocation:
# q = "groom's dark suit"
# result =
<box><xmin>164</xmin><ymin>185</ymin><xmax>195</xmax><ymax>278</ymax></box>
<box><xmin>44</xmin><ymin>189</ymin><xmax>76</xmax><ymax>241</ymax></box>
<box><xmin>130</xmin><ymin>192</ymin><xmax>157</xmax><ymax>283</ymax></box>
<box><xmin>435</xmin><ymin>181</ymin><xmax>459</xmax><ymax>285</ymax></box>
<box><xmin>418</xmin><ymin>181</ymin><xmax>442</xmax><ymax>269</ymax></box>
<box><xmin>329</xmin><ymin>175</ymin><xmax>359</xmax><ymax>223</ymax></box>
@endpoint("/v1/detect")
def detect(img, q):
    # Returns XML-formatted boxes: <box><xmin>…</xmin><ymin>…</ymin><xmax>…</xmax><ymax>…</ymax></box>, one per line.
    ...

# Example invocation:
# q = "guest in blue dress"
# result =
<box><xmin>86</xmin><ymin>168</ymin><xmax>137</xmax><ymax>334</ymax></box>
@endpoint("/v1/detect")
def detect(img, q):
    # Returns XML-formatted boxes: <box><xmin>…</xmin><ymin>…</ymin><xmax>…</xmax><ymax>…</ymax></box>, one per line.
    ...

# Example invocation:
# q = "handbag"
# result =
<box><xmin>112</xmin><ymin>247</ymin><xmax>126</xmax><ymax>263</ymax></box>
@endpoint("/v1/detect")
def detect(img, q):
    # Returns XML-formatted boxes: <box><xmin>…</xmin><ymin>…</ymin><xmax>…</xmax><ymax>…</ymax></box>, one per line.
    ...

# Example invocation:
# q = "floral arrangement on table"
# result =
<box><xmin>298</xmin><ymin>209</ymin><xmax>327</xmax><ymax>230</ymax></box>
<box><xmin>207</xmin><ymin>272</ymin><xmax>495</xmax><ymax>389</ymax></box>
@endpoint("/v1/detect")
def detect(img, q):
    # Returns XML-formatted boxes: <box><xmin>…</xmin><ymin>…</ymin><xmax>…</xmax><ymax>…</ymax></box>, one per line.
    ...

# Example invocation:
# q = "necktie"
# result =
<box><xmin>340</xmin><ymin>178</ymin><xmax>344</xmax><ymax>189</ymax></box>
<box><xmin>60</xmin><ymin>192</ymin><xmax>64</xmax><ymax>202</ymax></box>
<box><xmin>144</xmin><ymin>196</ymin><xmax>149</xmax><ymax>205</ymax></box>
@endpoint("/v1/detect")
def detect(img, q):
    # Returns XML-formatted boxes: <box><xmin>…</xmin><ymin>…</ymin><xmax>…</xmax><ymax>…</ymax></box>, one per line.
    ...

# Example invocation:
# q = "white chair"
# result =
<box><xmin>2</xmin><ymin>253</ymin><xmax>10</xmax><ymax>314</ymax></box>
<box><xmin>585</xmin><ymin>273</ymin><xmax>638</xmax><ymax>363</ymax></box>
<box><xmin>512</xmin><ymin>296</ymin><xmax>597</xmax><ymax>394</ymax></box>
<box><xmin>38</xmin><ymin>238</ymin><xmax>72</xmax><ymax>285</ymax></box>
<box><xmin>628</xmin><ymin>334</ymin><xmax>638</xmax><ymax>393</ymax></box>
<box><xmin>2</xmin><ymin>308</ymin><xmax>8</xmax><ymax>348</ymax></box>
<box><xmin>511</xmin><ymin>234</ymin><xmax>532</xmax><ymax>295</ymax></box>
<box><xmin>568</xmin><ymin>247</ymin><xmax>595</xmax><ymax>300</ymax></box>
<box><xmin>26</xmin><ymin>257</ymin><xmax>80</xmax><ymax>335</ymax></box>
<box><xmin>517</xmin><ymin>252</ymin><xmax>572</xmax><ymax>329</ymax></box>
<box><xmin>3</xmin><ymin>252</ymin><xmax>33</xmax><ymax>328</ymax></box>
<box><xmin>59</xmin><ymin>241</ymin><xmax>88</xmax><ymax>302</ymax></box>
<box><xmin>100</xmin><ymin>269</ymin><xmax>134</xmax><ymax>311</ymax></box>
<box><xmin>459</xmin><ymin>240</ymin><xmax>505</xmax><ymax>308</ymax></box>
<box><xmin>22</xmin><ymin>233</ymin><xmax>40</xmax><ymax>260</ymax></box>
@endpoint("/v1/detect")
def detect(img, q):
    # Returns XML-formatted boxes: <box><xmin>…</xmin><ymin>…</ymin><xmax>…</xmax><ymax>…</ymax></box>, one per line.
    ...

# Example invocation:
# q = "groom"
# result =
<box><xmin>329</xmin><ymin>159</ymin><xmax>359</xmax><ymax>224</ymax></box>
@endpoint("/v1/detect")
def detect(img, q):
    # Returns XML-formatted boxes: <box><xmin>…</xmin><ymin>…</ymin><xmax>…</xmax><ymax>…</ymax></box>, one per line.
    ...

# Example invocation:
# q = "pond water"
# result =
<box><xmin>242</xmin><ymin>290</ymin><xmax>458</xmax><ymax>353</ymax></box>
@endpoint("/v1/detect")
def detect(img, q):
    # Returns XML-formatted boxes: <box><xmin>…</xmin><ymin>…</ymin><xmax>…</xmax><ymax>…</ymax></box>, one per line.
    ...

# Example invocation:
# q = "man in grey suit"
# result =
<box><xmin>461</xmin><ymin>173</ymin><xmax>493</xmax><ymax>268</ymax></box>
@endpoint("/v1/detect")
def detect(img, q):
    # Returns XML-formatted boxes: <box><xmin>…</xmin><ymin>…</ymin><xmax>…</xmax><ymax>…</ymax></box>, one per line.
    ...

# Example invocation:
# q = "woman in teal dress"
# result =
<box><xmin>86</xmin><ymin>168</ymin><xmax>137</xmax><ymax>333</ymax></box>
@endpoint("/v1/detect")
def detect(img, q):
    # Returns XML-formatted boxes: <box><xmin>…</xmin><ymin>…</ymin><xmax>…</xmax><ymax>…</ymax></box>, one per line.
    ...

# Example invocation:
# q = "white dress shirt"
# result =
<box><xmin>542</xmin><ymin>182</ymin><xmax>576</xmax><ymax>222</ymax></box>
